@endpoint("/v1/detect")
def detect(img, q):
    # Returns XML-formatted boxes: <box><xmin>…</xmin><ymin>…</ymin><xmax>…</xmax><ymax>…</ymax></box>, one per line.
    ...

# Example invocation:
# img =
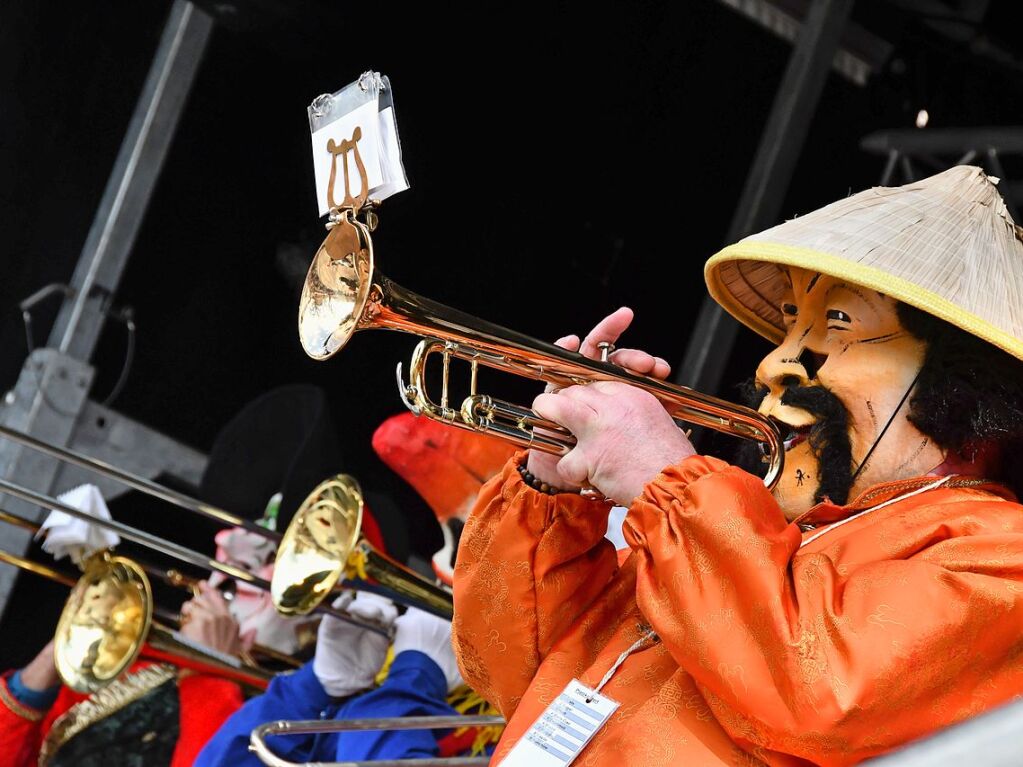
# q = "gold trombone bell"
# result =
<box><xmin>271</xmin><ymin>475</ymin><xmax>454</xmax><ymax>620</ymax></box>
<box><xmin>54</xmin><ymin>552</ymin><xmax>152</xmax><ymax>693</ymax></box>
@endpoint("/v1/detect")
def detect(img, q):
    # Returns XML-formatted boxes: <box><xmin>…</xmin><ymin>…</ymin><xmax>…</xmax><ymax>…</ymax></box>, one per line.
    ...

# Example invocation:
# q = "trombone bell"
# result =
<box><xmin>271</xmin><ymin>475</ymin><xmax>454</xmax><ymax>620</ymax></box>
<box><xmin>54</xmin><ymin>552</ymin><xmax>153</xmax><ymax>693</ymax></box>
<box><xmin>271</xmin><ymin>476</ymin><xmax>362</xmax><ymax>615</ymax></box>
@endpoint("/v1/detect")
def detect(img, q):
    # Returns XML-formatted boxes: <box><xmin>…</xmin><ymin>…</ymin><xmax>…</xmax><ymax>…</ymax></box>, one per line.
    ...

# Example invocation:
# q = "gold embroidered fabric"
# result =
<box><xmin>39</xmin><ymin>663</ymin><xmax>176</xmax><ymax>766</ymax></box>
<box><xmin>0</xmin><ymin>676</ymin><xmax>46</xmax><ymax>722</ymax></box>
<box><xmin>453</xmin><ymin>453</ymin><xmax>1023</xmax><ymax>766</ymax></box>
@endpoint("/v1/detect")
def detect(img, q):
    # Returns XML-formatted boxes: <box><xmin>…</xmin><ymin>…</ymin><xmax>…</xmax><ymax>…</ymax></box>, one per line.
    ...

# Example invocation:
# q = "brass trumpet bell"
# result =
<box><xmin>299</xmin><ymin>209</ymin><xmax>374</xmax><ymax>360</ymax></box>
<box><xmin>53</xmin><ymin>552</ymin><xmax>152</xmax><ymax>693</ymax></box>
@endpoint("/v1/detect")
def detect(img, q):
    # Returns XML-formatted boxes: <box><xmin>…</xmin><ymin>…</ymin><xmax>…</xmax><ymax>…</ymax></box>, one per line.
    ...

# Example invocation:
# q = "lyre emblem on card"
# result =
<box><xmin>326</xmin><ymin>126</ymin><xmax>370</xmax><ymax>212</ymax></box>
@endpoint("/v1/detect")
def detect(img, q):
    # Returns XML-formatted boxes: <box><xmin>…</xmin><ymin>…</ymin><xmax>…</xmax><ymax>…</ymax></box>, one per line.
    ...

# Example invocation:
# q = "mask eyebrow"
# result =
<box><xmin>824</xmin><ymin>282</ymin><xmax>882</xmax><ymax>317</ymax></box>
<box><xmin>855</xmin><ymin>331</ymin><xmax>903</xmax><ymax>345</ymax></box>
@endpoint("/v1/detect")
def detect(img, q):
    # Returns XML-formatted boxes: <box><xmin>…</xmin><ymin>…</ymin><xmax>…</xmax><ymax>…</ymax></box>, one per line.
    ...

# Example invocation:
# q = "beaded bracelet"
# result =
<box><xmin>516</xmin><ymin>461</ymin><xmax>581</xmax><ymax>495</ymax></box>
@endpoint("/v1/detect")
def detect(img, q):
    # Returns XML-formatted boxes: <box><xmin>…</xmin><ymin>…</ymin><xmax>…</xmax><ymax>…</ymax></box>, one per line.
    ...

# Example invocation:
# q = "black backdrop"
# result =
<box><xmin>1</xmin><ymin>0</ymin><xmax>1021</xmax><ymax>664</ymax></box>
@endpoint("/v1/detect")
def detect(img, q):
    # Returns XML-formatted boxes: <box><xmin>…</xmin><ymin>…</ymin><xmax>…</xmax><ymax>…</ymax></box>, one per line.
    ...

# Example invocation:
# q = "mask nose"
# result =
<box><xmin>756</xmin><ymin>343</ymin><xmax>809</xmax><ymax>402</ymax></box>
<box><xmin>756</xmin><ymin>342</ymin><xmax>828</xmax><ymax>401</ymax></box>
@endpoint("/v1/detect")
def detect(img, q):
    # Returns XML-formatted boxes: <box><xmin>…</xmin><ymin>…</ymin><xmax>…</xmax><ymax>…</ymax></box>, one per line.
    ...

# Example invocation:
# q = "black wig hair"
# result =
<box><xmin>898</xmin><ymin>303</ymin><xmax>1023</xmax><ymax>498</ymax></box>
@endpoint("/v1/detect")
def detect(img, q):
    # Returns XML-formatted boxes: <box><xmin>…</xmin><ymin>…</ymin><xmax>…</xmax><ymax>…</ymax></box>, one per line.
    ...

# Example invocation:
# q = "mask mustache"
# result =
<box><xmin>737</xmin><ymin>379</ymin><xmax>855</xmax><ymax>505</ymax></box>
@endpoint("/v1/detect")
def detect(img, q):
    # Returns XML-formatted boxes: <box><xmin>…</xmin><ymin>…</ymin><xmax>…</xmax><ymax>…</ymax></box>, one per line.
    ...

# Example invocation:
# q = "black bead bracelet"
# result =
<box><xmin>516</xmin><ymin>461</ymin><xmax>580</xmax><ymax>495</ymax></box>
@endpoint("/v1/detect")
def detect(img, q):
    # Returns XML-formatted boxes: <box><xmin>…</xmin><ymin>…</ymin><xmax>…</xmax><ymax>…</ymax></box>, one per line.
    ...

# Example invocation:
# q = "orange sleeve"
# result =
<box><xmin>452</xmin><ymin>454</ymin><xmax>618</xmax><ymax>718</ymax></box>
<box><xmin>171</xmin><ymin>673</ymin><xmax>244</xmax><ymax>767</ymax></box>
<box><xmin>623</xmin><ymin>455</ymin><xmax>1023</xmax><ymax>766</ymax></box>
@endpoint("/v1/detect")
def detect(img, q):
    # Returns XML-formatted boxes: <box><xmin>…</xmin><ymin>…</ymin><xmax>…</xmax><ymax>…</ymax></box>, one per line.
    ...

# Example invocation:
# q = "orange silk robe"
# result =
<box><xmin>452</xmin><ymin>454</ymin><xmax>1023</xmax><ymax>766</ymax></box>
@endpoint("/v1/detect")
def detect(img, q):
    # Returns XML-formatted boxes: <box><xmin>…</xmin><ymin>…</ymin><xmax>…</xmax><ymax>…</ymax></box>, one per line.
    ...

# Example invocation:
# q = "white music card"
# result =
<box><xmin>310</xmin><ymin>99</ymin><xmax>384</xmax><ymax>215</ymax></box>
<box><xmin>308</xmin><ymin>72</ymin><xmax>410</xmax><ymax>216</ymax></box>
<box><xmin>498</xmin><ymin>679</ymin><xmax>619</xmax><ymax>767</ymax></box>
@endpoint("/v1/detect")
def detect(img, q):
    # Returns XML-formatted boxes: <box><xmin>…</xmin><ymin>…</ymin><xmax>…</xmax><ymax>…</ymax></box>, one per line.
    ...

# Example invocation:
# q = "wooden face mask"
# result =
<box><xmin>754</xmin><ymin>267</ymin><xmax>943</xmax><ymax>519</ymax></box>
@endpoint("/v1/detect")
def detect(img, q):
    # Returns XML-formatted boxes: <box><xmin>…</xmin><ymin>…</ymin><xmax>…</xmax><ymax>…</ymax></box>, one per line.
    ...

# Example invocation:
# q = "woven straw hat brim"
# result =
<box><xmin>703</xmin><ymin>166</ymin><xmax>1023</xmax><ymax>363</ymax></box>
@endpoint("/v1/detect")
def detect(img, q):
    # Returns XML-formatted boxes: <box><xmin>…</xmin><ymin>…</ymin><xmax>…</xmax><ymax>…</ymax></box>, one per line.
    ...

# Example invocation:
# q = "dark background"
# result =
<box><xmin>1</xmin><ymin>0</ymin><xmax>1022</xmax><ymax>664</ymax></box>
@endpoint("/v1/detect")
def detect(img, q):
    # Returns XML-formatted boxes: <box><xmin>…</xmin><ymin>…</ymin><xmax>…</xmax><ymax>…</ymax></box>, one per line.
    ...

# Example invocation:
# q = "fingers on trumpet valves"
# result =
<box><xmin>532</xmin><ymin>388</ymin><xmax>600</xmax><ymax>435</ymax></box>
<box><xmin>554</xmin><ymin>334</ymin><xmax>581</xmax><ymax>351</ymax></box>
<box><xmin>607</xmin><ymin>348</ymin><xmax>672</xmax><ymax>379</ymax></box>
<box><xmin>578</xmin><ymin>307</ymin><xmax>634</xmax><ymax>358</ymax></box>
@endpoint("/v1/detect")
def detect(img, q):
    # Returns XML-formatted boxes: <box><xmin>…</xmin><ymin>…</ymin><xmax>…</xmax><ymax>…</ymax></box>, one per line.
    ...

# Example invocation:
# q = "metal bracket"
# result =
<box><xmin>0</xmin><ymin>350</ymin><xmax>208</xmax><ymax>618</ymax></box>
<box><xmin>860</xmin><ymin>126</ymin><xmax>1023</xmax><ymax>222</ymax></box>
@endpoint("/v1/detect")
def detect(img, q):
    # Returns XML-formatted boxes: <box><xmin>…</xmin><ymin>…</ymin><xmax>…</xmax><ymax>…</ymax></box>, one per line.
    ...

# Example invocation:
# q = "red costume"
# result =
<box><xmin>0</xmin><ymin>656</ymin><xmax>243</xmax><ymax>767</ymax></box>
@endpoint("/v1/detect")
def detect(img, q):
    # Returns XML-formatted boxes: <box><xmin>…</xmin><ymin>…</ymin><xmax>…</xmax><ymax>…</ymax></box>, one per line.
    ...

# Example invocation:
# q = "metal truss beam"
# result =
<box><xmin>861</xmin><ymin>125</ymin><xmax>1023</xmax><ymax>221</ymax></box>
<box><xmin>0</xmin><ymin>1</ymin><xmax>214</xmax><ymax>622</ymax></box>
<box><xmin>678</xmin><ymin>0</ymin><xmax>855</xmax><ymax>402</ymax></box>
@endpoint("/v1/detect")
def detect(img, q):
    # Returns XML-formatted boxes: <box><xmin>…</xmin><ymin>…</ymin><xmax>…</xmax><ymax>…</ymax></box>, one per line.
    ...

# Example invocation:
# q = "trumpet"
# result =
<box><xmin>298</xmin><ymin>207</ymin><xmax>784</xmax><ymax>489</ymax></box>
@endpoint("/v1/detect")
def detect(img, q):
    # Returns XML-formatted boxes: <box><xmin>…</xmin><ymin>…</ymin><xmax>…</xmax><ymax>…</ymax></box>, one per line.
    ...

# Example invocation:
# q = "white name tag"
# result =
<box><xmin>499</xmin><ymin>679</ymin><xmax>619</xmax><ymax>767</ymax></box>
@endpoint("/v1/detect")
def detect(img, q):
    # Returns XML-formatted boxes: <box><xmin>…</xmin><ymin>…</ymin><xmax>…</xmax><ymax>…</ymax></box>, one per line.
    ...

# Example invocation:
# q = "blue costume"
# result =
<box><xmin>196</xmin><ymin>650</ymin><xmax>457</xmax><ymax>765</ymax></box>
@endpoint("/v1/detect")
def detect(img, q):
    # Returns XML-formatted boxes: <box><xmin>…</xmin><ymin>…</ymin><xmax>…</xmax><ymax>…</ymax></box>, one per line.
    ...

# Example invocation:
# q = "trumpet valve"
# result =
<box><xmin>461</xmin><ymin>394</ymin><xmax>495</xmax><ymax>430</ymax></box>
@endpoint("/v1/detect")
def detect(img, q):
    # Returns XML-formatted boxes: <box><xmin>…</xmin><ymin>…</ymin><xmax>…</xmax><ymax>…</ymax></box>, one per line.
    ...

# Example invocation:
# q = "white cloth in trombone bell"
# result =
<box><xmin>37</xmin><ymin>483</ymin><xmax>120</xmax><ymax>566</ymax></box>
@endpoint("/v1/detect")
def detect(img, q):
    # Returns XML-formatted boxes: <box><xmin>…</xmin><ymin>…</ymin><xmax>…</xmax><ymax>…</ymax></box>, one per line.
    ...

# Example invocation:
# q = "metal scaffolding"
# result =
<box><xmin>0</xmin><ymin>0</ymin><xmax>213</xmax><ymax>621</ymax></box>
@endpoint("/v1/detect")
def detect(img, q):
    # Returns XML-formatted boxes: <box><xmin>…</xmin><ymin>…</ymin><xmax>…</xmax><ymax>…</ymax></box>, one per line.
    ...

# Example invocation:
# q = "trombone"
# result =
<box><xmin>297</xmin><ymin>206</ymin><xmax>785</xmax><ymax>489</ymax></box>
<box><xmin>271</xmin><ymin>475</ymin><xmax>453</xmax><ymax>620</ymax></box>
<box><xmin>249</xmin><ymin>716</ymin><xmax>505</xmax><ymax>767</ymax></box>
<box><xmin>0</xmin><ymin>425</ymin><xmax>453</xmax><ymax>689</ymax></box>
<box><xmin>0</xmin><ymin>507</ymin><xmax>299</xmax><ymax>671</ymax></box>
<box><xmin>0</xmin><ymin>423</ymin><xmax>451</xmax><ymax>622</ymax></box>
<box><xmin>0</xmin><ymin>522</ymin><xmax>274</xmax><ymax>693</ymax></box>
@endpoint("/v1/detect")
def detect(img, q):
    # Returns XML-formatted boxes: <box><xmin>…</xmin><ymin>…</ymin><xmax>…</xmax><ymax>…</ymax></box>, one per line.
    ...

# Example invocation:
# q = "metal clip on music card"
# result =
<box><xmin>308</xmin><ymin>71</ymin><xmax>409</xmax><ymax>218</ymax></box>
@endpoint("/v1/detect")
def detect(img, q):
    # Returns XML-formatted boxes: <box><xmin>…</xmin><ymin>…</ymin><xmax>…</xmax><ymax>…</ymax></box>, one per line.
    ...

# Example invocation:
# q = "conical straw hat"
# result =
<box><xmin>705</xmin><ymin>165</ymin><xmax>1023</xmax><ymax>361</ymax></box>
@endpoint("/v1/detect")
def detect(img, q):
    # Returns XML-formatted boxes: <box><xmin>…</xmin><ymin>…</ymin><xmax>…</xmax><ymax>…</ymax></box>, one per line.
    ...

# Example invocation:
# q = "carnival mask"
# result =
<box><xmin>752</xmin><ymin>267</ymin><xmax>943</xmax><ymax>519</ymax></box>
<box><xmin>208</xmin><ymin>527</ymin><xmax>318</xmax><ymax>656</ymax></box>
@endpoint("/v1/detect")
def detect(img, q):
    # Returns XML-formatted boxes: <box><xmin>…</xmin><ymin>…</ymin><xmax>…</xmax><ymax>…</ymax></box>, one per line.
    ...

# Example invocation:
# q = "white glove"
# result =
<box><xmin>392</xmin><ymin>607</ymin><xmax>463</xmax><ymax>692</ymax></box>
<box><xmin>313</xmin><ymin>591</ymin><xmax>398</xmax><ymax>697</ymax></box>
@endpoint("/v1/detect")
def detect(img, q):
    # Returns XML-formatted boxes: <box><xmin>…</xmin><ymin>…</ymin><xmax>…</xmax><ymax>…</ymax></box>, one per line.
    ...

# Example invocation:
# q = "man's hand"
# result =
<box><xmin>179</xmin><ymin>582</ymin><xmax>251</xmax><ymax>657</ymax></box>
<box><xmin>526</xmin><ymin>307</ymin><xmax>692</xmax><ymax>503</ymax></box>
<box><xmin>534</xmin><ymin>381</ymin><xmax>695</xmax><ymax>504</ymax></box>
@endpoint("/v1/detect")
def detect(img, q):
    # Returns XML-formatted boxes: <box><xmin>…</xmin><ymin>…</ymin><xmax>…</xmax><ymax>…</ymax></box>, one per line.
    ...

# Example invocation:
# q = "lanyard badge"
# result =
<box><xmin>499</xmin><ymin>629</ymin><xmax>657</xmax><ymax>766</ymax></box>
